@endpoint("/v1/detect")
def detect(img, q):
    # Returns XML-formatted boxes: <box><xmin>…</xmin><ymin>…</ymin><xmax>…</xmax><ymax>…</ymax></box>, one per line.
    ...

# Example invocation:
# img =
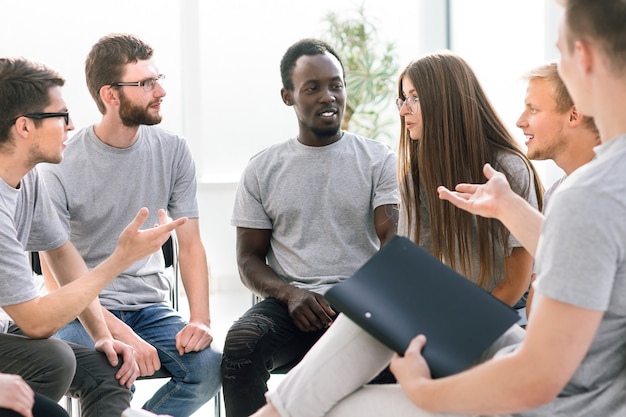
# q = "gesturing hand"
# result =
<box><xmin>115</xmin><ymin>208</ymin><xmax>187</xmax><ymax>265</ymax></box>
<box><xmin>437</xmin><ymin>163</ymin><xmax>513</xmax><ymax>220</ymax></box>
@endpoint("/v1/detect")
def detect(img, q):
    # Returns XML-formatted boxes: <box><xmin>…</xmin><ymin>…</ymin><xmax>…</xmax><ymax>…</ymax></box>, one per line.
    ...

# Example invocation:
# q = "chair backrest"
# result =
<box><xmin>30</xmin><ymin>251</ymin><xmax>42</xmax><ymax>275</ymax></box>
<box><xmin>162</xmin><ymin>235</ymin><xmax>175</xmax><ymax>268</ymax></box>
<box><xmin>162</xmin><ymin>233</ymin><xmax>180</xmax><ymax>311</ymax></box>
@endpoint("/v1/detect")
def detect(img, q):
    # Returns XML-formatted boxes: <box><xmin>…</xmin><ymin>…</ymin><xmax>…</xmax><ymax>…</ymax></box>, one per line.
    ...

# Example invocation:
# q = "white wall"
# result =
<box><xmin>1</xmin><ymin>0</ymin><xmax>563</xmax><ymax>292</ymax></box>
<box><xmin>450</xmin><ymin>0</ymin><xmax>565</xmax><ymax>186</ymax></box>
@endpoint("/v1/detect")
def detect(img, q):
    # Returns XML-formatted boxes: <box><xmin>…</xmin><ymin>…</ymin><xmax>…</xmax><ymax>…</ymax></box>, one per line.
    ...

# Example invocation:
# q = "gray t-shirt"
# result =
<box><xmin>0</xmin><ymin>169</ymin><xmax>67</xmax><ymax>314</ymax></box>
<box><xmin>542</xmin><ymin>174</ymin><xmax>567</xmax><ymax>209</ymax></box>
<box><xmin>520</xmin><ymin>135</ymin><xmax>626</xmax><ymax>416</ymax></box>
<box><xmin>39</xmin><ymin>125</ymin><xmax>199</xmax><ymax>310</ymax></box>
<box><xmin>231</xmin><ymin>132</ymin><xmax>399</xmax><ymax>295</ymax></box>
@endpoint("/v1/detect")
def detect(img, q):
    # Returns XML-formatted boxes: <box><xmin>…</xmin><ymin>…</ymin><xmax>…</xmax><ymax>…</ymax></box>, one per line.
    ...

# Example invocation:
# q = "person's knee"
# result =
<box><xmin>185</xmin><ymin>347</ymin><xmax>222</xmax><ymax>398</ymax></box>
<box><xmin>47</xmin><ymin>338</ymin><xmax>77</xmax><ymax>378</ymax></box>
<box><xmin>30</xmin><ymin>339</ymin><xmax>76</xmax><ymax>400</ymax></box>
<box><xmin>221</xmin><ymin>314</ymin><xmax>276</xmax><ymax>371</ymax></box>
<box><xmin>185</xmin><ymin>346</ymin><xmax>222</xmax><ymax>381</ymax></box>
<box><xmin>68</xmin><ymin>348</ymin><xmax>125</xmax><ymax>396</ymax></box>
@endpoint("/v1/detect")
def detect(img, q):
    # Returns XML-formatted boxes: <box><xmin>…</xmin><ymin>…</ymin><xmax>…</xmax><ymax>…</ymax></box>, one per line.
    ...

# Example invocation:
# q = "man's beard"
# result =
<box><xmin>527</xmin><ymin>133</ymin><xmax>567</xmax><ymax>161</ymax></box>
<box><xmin>310</xmin><ymin>124</ymin><xmax>341</xmax><ymax>139</ymax></box>
<box><xmin>118</xmin><ymin>91</ymin><xmax>162</xmax><ymax>127</ymax></box>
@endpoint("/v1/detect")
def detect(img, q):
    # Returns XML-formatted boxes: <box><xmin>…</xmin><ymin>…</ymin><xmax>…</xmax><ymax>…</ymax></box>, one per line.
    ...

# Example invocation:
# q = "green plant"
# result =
<box><xmin>322</xmin><ymin>5</ymin><xmax>399</xmax><ymax>141</ymax></box>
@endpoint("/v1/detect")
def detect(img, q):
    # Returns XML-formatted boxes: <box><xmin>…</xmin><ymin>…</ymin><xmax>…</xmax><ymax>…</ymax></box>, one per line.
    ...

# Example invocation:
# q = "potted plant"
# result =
<box><xmin>322</xmin><ymin>5</ymin><xmax>399</xmax><ymax>142</ymax></box>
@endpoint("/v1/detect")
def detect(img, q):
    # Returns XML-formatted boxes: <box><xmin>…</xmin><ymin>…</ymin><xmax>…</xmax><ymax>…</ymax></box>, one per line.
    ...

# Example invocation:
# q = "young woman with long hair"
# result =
<box><xmin>397</xmin><ymin>51</ymin><xmax>543</xmax><ymax>306</ymax></box>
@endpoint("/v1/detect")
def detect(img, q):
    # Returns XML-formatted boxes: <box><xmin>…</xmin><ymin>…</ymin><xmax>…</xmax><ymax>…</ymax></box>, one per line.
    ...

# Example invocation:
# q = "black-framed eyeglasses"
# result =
<box><xmin>395</xmin><ymin>96</ymin><xmax>420</xmax><ymax>114</ymax></box>
<box><xmin>10</xmin><ymin>112</ymin><xmax>70</xmax><ymax>126</ymax></box>
<box><xmin>109</xmin><ymin>74</ymin><xmax>165</xmax><ymax>92</ymax></box>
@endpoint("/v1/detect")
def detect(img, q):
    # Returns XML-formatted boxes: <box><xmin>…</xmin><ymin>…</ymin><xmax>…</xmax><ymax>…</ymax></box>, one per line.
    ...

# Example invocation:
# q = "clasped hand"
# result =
<box><xmin>287</xmin><ymin>288</ymin><xmax>336</xmax><ymax>332</ymax></box>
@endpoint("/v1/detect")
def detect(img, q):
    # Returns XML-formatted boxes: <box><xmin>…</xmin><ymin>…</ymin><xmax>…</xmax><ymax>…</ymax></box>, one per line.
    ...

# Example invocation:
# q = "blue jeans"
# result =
<box><xmin>55</xmin><ymin>304</ymin><xmax>222</xmax><ymax>417</ymax></box>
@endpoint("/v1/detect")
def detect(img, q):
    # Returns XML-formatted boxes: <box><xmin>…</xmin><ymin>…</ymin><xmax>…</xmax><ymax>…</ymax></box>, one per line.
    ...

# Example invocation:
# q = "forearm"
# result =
<box><xmin>75</xmin><ymin>299</ymin><xmax>113</xmax><ymax>341</ymax></box>
<box><xmin>179</xmin><ymin>246</ymin><xmax>211</xmax><ymax>325</ymax></box>
<box><xmin>41</xmin><ymin>244</ymin><xmax>113</xmax><ymax>340</ymax></box>
<box><xmin>408</xmin><ymin>352</ymin><xmax>548</xmax><ymax>414</ymax></box>
<box><xmin>10</xmin><ymin>253</ymin><xmax>132</xmax><ymax>338</ymax></box>
<box><xmin>17</xmin><ymin>209</ymin><xmax>187</xmax><ymax>338</ymax></box>
<box><xmin>236</xmin><ymin>227</ymin><xmax>295</xmax><ymax>302</ymax></box>
<box><xmin>497</xmin><ymin>193</ymin><xmax>544</xmax><ymax>257</ymax></box>
<box><xmin>402</xmin><ymin>297</ymin><xmax>601</xmax><ymax>415</ymax></box>
<box><xmin>56</xmin><ymin>254</ymin><xmax>129</xmax><ymax>323</ymax></box>
<box><xmin>239</xmin><ymin>256</ymin><xmax>294</xmax><ymax>302</ymax></box>
<box><xmin>98</xmin><ymin>307</ymin><xmax>138</xmax><ymax>342</ymax></box>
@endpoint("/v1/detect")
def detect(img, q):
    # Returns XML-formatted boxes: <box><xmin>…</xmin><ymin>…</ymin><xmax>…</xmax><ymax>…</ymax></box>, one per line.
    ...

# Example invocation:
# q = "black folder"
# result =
<box><xmin>325</xmin><ymin>235</ymin><xmax>519</xmax><ymax>378</ymax></box>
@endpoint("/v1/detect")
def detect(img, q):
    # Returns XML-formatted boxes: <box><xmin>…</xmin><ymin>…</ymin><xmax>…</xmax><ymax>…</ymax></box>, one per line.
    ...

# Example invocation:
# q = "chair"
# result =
<box><xmin>31</xmin><ymin>233</ymin><xmax>222</xmax><ymax>417</ymax></box>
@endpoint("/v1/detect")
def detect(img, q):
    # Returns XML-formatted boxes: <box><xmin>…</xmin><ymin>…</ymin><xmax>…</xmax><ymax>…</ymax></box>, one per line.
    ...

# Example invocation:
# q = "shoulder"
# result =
<box><xmin>247</xmin><ymin>138</ymin><xmax>296</xmax><ymax>164</ymax></box>
<box><xmin>341</xmin><ymin>132</ymin><xmax>397</xmax><ymax>164</ymax></box>
<box><xmin>494</xmin><ymin>150</ymin><xmax>529</xmax><ymax>173</ymax></box>
<box><xmin>141</xmin><ymin>125</ymin><xmax>189</xmax><ymax>148</ymax></box>
<box><xmin>52</xmin><ymin>126</ymin><xmax>96</xmax><ymax>169</ymax></box>
<box><xmin>21</xmin><ymin>169</ymin><xmax>42</xmax><ymax>190</ymax></box>
<box><xmin>494</xmin><ymin>150</ymin><xmax>532</xmax><ymax>185</ymax></box>
<box><xmin>62</xmin><ymin>126</ymin><xmax>92</xmax><ymax>152</ymax></box>
<box><xmin>343</xmin><ymin>131</ymin><xmax>393</xmax><ymax>151</ymax></box>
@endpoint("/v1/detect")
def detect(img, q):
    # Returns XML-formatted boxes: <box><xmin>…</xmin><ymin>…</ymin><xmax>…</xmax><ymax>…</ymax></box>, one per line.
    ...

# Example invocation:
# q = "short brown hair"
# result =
<box><xmin>560</xmin><ymin>0</ymin><xmax>626</xmax><ymax>75</ymax></box>
<box><xmin>85</xmin><ymin>33</ymin><xmax>154</xmax><ymax>114</ymax></box>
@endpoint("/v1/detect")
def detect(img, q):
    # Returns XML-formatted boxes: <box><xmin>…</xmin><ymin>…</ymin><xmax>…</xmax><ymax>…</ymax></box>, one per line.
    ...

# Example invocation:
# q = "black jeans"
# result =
<box><xmin>221</xmin><ymin>298</ymin><xmax>328</xmax><ymax>417</ymax></box>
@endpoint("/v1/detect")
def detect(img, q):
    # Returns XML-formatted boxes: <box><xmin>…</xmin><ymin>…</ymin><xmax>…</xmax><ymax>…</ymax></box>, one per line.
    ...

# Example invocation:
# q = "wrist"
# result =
<box><xmin>189</xmin><ymin>315</ymin><xmax>211</xmax><ymax>328</ymax></box>
<box><xmin>275</xmin><ymin>284</ymin><xmax>299</xmax><ymax>304</ymax></box>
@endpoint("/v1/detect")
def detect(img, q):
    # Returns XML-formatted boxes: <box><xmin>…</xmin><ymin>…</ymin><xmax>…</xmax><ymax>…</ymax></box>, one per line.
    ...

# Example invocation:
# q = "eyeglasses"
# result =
<box><xmin>109</xmin><ymin>74</ymin><xmax>165</xmax><ymax>92</ymax></box>
<box><xmin>395</xmin><ymin>96</ymin><xmax>420</xmax><ymax>114</ymax></box>
<box><xmin>10</xmin><ymin>112</ymin><xmax>70</xmax><ymax>126</ymax></box>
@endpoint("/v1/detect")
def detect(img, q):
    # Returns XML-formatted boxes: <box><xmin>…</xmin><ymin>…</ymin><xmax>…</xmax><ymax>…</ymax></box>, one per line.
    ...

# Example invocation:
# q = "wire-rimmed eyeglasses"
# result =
<box><xmin>109</xmin><ymin>74</ymin><xmax>165</xmax><ymax>92</ymax></box>
<box><xmin>10</xmin><ymin>112</ymin><xmax>70</xmax><ymax>126</ymax></box>
<box><xmin>395</xmin><ymin>96</ymin><xmax>420</xmax><ymax>114</ymax></box>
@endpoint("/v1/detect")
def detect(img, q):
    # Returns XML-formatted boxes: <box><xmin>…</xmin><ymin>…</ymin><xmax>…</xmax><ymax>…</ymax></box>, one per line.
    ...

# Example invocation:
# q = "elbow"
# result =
<box><xmin>517</xmin><ymin>379</ymin><xmax>564</xmax><ymax>410</ymax></box>
<box><xmin>18</xmin><ymin>322</ymin><xmax>59</xmax><ymax>339</ymax></box>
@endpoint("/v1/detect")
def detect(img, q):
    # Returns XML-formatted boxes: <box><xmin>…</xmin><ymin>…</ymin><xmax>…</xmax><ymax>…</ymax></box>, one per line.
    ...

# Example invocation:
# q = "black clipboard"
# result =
<box><xmin>325</xmin><ymin>235</ymin><xmax>519</xmax><ymax>378</ymax></box>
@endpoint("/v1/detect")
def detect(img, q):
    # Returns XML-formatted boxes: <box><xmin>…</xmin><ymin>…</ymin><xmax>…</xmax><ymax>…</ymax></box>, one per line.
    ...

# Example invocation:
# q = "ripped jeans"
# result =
<box><xmin>220</xmin><ymin>298</ymin><xmax>327</xmax><ymax>417</ymax></box>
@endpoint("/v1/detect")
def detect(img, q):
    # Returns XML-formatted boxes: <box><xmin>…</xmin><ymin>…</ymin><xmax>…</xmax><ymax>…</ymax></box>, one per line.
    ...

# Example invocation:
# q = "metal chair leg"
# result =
<box><xmin>214</xmin><ymin>389</ymin><xmax>222</xmax><ymax>416</ymax></box>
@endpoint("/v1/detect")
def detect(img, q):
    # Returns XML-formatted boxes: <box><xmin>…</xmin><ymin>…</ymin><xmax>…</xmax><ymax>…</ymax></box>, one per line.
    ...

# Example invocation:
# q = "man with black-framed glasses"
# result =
<box><xmin>0</xmin><ymin>57</ymin><xmax>185</xmax><ymax>417</ymax></box>
<box><xmin>10</xmin><ymin>112</ymin><xmax>70</xmax><ymax>126</ymax></box>
<box><xmin>38</xmin><ymin>33</ymin><xmax>221</xmax><ymax>417</ymax></box>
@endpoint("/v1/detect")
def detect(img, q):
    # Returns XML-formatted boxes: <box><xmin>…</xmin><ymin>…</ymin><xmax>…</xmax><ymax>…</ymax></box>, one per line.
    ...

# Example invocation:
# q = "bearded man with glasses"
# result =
<box><xmin>38</xmin><ymin>33</ymin><xmax>222</xmax><ymax>417</ymax></box>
